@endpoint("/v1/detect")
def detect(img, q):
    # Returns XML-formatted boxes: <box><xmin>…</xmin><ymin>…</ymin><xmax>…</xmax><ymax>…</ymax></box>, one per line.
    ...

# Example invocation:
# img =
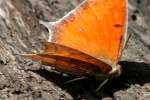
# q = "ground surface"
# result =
<box><xmin>0</xmin><ymin>0</ymin><xmax>150</xmax><ymax>100</ymax></box>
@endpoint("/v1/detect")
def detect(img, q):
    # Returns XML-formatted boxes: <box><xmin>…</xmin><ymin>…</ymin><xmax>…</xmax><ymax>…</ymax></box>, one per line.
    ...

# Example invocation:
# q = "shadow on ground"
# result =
<box><xmin>31</xmin><ymin>61</ymin><xmax>150</xmax><ymax>99</ymax></box>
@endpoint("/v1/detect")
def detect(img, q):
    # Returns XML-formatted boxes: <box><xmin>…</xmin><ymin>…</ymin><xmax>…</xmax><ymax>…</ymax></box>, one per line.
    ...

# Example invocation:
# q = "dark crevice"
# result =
<box><xmin>12</xmin><ymin>90</ymin><xmax>23</xmax><ymax>95</ymax></box>
<box><xmin>131</xmin><ymin>14</ymin><xmax>137</xmax><ymax>21</ymax></box>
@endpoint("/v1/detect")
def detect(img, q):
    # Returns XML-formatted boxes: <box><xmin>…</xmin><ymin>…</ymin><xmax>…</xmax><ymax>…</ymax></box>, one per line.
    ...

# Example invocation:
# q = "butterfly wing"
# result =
<box><xmin>26</xmin><ymin>42</ymin><xmax>112</xmax><ymax>77</ymax></box>
<box><xmin>42</xmin><ymin>0</ymin><xmax>128</xmax><ymax>66</ymax></box>
<box><xmin>26</xmin><ymin>0</ymin><xmax>127</xmax><ymax>78</ymax></box>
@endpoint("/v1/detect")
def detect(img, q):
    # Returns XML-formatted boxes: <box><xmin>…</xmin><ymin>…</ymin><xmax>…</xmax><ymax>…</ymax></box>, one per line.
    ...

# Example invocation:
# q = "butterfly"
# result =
<box><xmin>24</xmin><ymin>0</ymin><xmax>128</xmax><ymax>87</ymax></box>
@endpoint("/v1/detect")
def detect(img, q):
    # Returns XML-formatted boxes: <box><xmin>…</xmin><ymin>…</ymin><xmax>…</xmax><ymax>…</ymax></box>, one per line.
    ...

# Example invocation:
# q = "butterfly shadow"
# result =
<box><xmin>101</xmin><ymin>61</ymin><xmax>150</xmax><ymax>97</ymax></box>
<box><xmin>110</xmin><ymin>61</ymin><xmax>150</xmax><ymax>88</ymax></box>
<box><xmin>31</xmin><ymin>61</ymin><xmax>150</xmax><ymax>99</ymax></box>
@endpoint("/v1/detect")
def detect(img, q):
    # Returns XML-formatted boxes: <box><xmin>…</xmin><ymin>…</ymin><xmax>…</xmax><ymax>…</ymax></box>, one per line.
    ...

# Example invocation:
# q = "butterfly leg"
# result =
<box><xmin>96</xmin><ymin>78</ymin><xmax>109</xmax><ymax>92</ymax></box>
<box><xmin>96</xmin><ymin>64</ymin><xmax>122</xmax><ymax>92</ymax></box>
<box><xmin>64</xmin><ymin>76</ymin><xmax>88</xmax><ymax>84</ymax></box>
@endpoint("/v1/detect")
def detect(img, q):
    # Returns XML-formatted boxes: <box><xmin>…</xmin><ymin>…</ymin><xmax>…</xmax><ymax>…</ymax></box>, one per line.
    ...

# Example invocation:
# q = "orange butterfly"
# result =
<box><xmin>24</xmin><ymin>0</ymin><xmax>128</xmax><ymax>85</ymax></box>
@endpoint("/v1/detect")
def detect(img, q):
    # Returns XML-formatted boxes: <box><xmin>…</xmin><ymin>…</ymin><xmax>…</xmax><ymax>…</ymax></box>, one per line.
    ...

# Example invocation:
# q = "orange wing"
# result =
<box><xmin>25</xmin><ymin>42</ymin><xmax>111</xmax><ymax>78</ymax></box>
<box><xmin>41</xmin><ymin>0</ymin><xmax>128</xmax><ymax>66</ymax></box>
<box><xmin>26</xmin><ymin>0</ymin><xmax>127</xmax><ymax>78</ymax></box>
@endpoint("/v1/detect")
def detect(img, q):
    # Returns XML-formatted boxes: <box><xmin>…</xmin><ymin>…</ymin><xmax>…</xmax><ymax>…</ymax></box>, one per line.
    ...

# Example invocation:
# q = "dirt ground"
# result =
<box><xmin>0</xmin><ymin>0</ymin><xmax>150</xmax><ymax>100</ymax></box>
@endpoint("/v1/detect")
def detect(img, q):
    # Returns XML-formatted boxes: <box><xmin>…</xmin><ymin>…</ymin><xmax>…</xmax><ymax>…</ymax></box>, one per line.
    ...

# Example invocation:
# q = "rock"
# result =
<box><xmin>0</xmin><ymin>0</ymin><xmax>149</xmax><ymax>100</ymax></box>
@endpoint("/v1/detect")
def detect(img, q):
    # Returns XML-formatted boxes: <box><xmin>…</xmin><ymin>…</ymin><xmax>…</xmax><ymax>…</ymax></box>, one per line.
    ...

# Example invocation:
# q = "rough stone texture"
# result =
<box><xmin>0</xmin><ymin>0</ymin><xmax>150</xmax><ymax>100</ymax></box>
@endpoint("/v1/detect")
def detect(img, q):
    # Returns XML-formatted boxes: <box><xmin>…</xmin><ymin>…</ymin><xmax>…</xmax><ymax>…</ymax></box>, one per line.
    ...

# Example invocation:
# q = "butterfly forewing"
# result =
<box><xmin>50</xmin><ymin>0</ymin><xmax>127</xmax><ymax>65</ymax></box>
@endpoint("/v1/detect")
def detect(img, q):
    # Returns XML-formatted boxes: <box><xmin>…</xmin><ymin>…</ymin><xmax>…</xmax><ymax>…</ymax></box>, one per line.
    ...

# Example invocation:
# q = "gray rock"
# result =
<box><xmin>0</xmin><ymin>0</ymin><xmax>149</xmax><ymax>100</ymax></box>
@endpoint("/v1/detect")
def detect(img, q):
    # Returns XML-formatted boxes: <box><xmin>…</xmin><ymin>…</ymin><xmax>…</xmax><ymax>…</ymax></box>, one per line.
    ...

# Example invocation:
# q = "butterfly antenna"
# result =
<box><xmin>124</xmin><ymin>32</ymin><xmax>131</xmax><ymax>49</ymax></box>
<box><xmin>96</xmin><ymin>78</ymin><xmax>109</xmax><ymax>92</ymax></box>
